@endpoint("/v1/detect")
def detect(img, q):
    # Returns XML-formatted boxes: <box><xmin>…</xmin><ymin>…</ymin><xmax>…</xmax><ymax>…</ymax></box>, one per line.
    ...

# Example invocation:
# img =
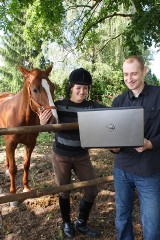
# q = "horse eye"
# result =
<box><xmin>33</xmin><ymin>88</ymin><xmax>38</xmax><ymax>93</ymax></box>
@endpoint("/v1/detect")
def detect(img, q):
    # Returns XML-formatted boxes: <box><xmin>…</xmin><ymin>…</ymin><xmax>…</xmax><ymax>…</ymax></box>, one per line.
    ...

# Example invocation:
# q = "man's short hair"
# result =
<box><xmin>124</xmin><ymin>56</ymin><xmax>145</xmax><ymax>70</ymax></box>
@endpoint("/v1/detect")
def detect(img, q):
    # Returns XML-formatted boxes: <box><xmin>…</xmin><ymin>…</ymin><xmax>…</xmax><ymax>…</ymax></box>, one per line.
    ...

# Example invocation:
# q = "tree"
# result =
<box><xmin>0</xmin><ymin>0</ymin><xmax>159</xmax><ymax>98</ymax></box>
<box><xmin>0</xmin><ymin>0</ymin><xmax>65</xmax><ymax>51</ymax></box>
<box><xmin>0</xmin><ymin>1</ymin><xmax>159</xmax><ymax>54</ymax></box>
<box><xmin>63</xmin><ymin>0</ymin><xmax>160</xmax><ymax>54</ymax></box>
<box><xmin>0</xmin><ymin>31</ymin><xmax>27</xmax><ymax>93</ymax></box>
<box><xmin>0</xmin><ymin>10</ymin><xmax>49</xmax><ymax>93</ymax></box>
<box><xmin>145</xmin><ymin>70</ymin><xmax>159</xmax><ymax>86</ymax></box>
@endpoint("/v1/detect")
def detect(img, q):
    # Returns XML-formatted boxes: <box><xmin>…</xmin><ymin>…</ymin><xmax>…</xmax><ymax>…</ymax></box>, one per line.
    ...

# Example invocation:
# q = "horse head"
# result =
<box><xmin>18</xmin><ymin>65</ymin><xmax>58</xmax><ymax>124</ymax></box>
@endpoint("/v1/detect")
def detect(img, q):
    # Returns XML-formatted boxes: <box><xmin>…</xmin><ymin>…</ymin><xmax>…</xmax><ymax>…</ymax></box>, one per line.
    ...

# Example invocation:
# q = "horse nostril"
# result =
<box><xmin>39</xmin><ymin>106</ymin><xmax>45</xmax><ymax>112</ymax></box>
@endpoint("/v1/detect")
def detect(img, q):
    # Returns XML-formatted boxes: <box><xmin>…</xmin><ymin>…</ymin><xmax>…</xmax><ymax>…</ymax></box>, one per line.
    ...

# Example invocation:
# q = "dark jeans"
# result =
<box><xmin>52</xmin><ymin>152</ymin><xmax>98</xmax><ymax>202</ymax></box>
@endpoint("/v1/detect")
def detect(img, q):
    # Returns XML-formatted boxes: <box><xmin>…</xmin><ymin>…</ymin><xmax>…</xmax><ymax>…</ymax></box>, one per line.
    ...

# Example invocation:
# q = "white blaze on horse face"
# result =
<box><xmin>42</xmin><ymin>79</ymin><xmax>58</xmax><ymax>122</ymax></box>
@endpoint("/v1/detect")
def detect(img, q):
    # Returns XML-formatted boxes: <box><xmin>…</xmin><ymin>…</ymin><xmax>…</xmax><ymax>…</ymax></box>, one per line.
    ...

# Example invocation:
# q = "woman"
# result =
<box><xmin>39</xmin><ymin>68</ymin><xmax>106</xmax><ymax>238</ymax></box>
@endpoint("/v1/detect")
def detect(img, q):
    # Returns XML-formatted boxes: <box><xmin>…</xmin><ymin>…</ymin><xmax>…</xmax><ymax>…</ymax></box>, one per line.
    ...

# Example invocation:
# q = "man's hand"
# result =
<box><xmin>135</xmin><ymin>138</ymin><xmax>153</xmax><ymax>153</ymax></box>
<box><xmin>39</xmin><ymin>110</ymin><xmax>52</xmax><ymax>125</ymax></box>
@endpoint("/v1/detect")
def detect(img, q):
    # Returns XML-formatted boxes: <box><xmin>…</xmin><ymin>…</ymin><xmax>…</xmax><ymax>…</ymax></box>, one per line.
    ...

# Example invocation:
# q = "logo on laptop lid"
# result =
<box><xmin>106</xmin><ymin>124</ymin><xmax>115</xmax><ymax>132</ymax></box>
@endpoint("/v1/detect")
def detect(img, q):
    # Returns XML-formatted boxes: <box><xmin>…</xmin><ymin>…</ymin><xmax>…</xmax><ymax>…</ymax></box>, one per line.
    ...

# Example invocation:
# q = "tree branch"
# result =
<box><xmin>131</xmin><ymin>0</ymin><xmax>143</xmax><ymax>13</ymax></box>
<box><xmin>79</xmin><ymin>12</ymin><xmax>132</xmax><ymax>44</ymax></box>
<box><xmin>97</xmin><ymin>33</ymin><xmax>122</xmax><ymax>54</ymax></box>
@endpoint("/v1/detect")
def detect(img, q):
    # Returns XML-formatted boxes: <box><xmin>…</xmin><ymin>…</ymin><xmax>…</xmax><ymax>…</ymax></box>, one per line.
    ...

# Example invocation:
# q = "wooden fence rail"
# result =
<box><xmin>0</xmin><ymin>123</ymin><xmax>79</xmax><ymax>135</ymax></box>
<box><xmin>0</xmin><ymin>123</ymin><xmax>113</xmax><ymax>204</ymax></box>
<box><xmin>0</xmin><ymin>176</ymin><xmax>113</xmax><ymax>204</ymax></box>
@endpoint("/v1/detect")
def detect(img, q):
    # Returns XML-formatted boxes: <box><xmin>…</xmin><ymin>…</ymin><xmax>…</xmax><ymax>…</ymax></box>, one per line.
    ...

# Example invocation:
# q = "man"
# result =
<box><xmin>111</xmin><ymin>56</ymin><xmax>160</xmax><ymax>240</ymax></box>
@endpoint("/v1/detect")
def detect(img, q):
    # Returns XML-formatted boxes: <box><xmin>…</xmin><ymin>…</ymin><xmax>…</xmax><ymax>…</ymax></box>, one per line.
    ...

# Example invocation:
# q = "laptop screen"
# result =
<box><xmin>77</xmin><ymin>107</ymin><xmax>144</xmax><ymax>148</ymax></box>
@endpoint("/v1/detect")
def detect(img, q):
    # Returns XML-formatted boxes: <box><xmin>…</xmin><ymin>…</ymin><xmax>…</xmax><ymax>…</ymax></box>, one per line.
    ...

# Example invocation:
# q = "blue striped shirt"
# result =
<box><xmin>53</xmin><ymin>99</ymin><xmax>106</xmax><ymax>156</ymax></box>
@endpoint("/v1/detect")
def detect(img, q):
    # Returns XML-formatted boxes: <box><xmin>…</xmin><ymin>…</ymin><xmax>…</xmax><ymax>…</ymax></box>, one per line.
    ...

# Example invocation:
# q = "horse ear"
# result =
<box><xmin>45</xmin><ymin>65</ymin><xmax>53</xmax><ymax>76</ymax></box>
<box><xmin>18</xmin><ymin>65</ymin><xmax>30</xmax><ymax>77</ymax></box>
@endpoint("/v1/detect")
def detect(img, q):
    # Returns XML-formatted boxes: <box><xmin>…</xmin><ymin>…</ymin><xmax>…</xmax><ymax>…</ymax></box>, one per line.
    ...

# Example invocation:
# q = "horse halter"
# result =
<box><xmin>28</xmin><ymin>84</ymin><xmax>57</xmax><ymax>116</ymax></box>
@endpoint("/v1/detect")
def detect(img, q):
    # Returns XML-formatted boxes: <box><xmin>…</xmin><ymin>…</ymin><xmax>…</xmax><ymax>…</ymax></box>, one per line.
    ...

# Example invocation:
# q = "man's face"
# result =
<box><xmin>123</xmin><ymin>60</ymin><xmax>147</xmax><ymax>91</ymax></box>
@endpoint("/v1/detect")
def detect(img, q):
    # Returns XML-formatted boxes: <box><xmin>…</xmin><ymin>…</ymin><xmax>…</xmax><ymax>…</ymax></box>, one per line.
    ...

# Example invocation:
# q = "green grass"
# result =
<box><xmin>0</xmin><ymin>137</ymin><xmax>5</xmax><ymax>147</ymax></box>
<box><xmin>36</xmin><ymin>132</ymin><xmax>55</xmax><ymax>153</ymax></box>
<box><xmin>0</xmin><ymin>132</ymin><xmax>54</xmax><ymax>151</ymax></box>
<box><xmin>37</xmin><ymin>132</ymin><xmax>54</xmax><ymax>144</ymax></box>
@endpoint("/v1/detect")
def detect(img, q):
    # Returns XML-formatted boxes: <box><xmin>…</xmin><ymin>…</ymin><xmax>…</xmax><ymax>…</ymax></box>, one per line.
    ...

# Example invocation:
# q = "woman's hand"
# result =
<box><xmin>39</xmin><ymin>110</ymin><xmax>52</xmax><ymax>125</ymax></box>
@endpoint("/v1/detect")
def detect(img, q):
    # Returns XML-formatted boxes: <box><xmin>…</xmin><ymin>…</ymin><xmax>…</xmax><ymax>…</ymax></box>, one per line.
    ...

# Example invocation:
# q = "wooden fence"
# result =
<box><xmin>0</xmin><ymin>123</ymin><xmax>79</xmax><ymax>135</ymax></box>
<box><xmin>0</xmin><ymin>176</ymin><xmax>113</xmax><ymax>204</ymax></box>
<box><xmin>0</xmin><ymin>123</ymin><xmax>113</xmax><ymax>204</ymax></box>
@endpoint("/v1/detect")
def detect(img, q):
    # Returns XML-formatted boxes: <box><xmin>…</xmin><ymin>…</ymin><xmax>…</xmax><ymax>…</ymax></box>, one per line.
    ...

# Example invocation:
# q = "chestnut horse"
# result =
<box><xmin>0</xmin><ymin>65</ymin><xmax>58</xmax><ymax>194</ymax></box>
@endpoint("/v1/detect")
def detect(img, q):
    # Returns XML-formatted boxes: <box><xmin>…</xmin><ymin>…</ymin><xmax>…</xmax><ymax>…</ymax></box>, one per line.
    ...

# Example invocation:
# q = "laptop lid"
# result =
<box><xmin>77</xmin><ymin>107</ymin><xmax>144</xmax><ymax>148</ymax></box>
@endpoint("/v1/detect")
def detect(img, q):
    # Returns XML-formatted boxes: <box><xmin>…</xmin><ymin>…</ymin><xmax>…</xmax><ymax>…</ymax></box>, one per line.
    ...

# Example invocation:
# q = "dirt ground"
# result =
<box><xmin>0</xmin><ymin>143</ymin><xmax>143</xmax><ymax>240</ymax></box>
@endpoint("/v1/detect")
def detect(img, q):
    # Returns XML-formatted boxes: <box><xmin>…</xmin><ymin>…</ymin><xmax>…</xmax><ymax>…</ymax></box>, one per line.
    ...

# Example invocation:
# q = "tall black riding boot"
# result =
<box><xmin>75</xmin><ymin>199</ymin><xmax>100</xmax><ymax>238</ymax></box>
<box><xmin>59</xmin><ymin>196</ymin><xmax>75</xmax><ymax>239</ymax></box>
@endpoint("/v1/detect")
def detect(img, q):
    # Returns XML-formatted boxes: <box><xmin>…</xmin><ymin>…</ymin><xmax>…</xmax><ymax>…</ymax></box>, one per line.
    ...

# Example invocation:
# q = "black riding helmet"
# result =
<box><xmin>69</xmin><ymin>68</ymin><xmax>92</xmax><ymax>86</ymax></box>
<box><xmin>65</xmin><ymin>68</ymin><xmax>92</xmax><ymax>108</ymax></box>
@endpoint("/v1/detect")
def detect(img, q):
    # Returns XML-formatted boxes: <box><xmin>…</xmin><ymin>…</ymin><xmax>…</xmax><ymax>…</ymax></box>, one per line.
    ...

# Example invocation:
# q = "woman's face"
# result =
<box><xmin>70</xmin><ymin>84</ymin><xmax>89</xmax><ymax>103</ymax></box>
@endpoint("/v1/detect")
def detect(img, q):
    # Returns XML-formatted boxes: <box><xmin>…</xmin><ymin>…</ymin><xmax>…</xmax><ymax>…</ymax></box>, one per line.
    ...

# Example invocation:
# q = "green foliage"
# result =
<box><xmin>0</xmin><ymin>31</ymin><xmax>25</xmax><ymax>93</ymax></box>
<box><xmin>90</xmin><ymin>67</ymin><xmax>126</xmax><ymax>106</ymax></box>
<box><xmin>55</xmin><ymin>78</ymin><xmax>69</xmax><ymax>99</ymax></box>
<box><xmin>24</xmin><ymin>0</ymin><xmax>65</xmax><ymax>50</ymax></box>
<box><xmin>0</xmin><ymin>0</ymin><xmax>159</xmax><ymax>99</ymax></box>
<box><xmin>0</xmin><ymin>0</ymin><xmax>65</xmax><ymax>41</ymax></box>
<box><xmin>123</xmin><ymin>1</ymin><xmax>160</xmax><ymax>54</ymax></box>
<box><xmin>0</xmin><ymin>0</ymin><xmax>160</xmax><ymax>55</ymax></box>
<box><xmin>145</xmin><ymin>70</ymin><xmax>160</xmax><ymax>86</ymax></box>
<box><xmin>64</xmin><ymin>1</ymin><xmax>160</xmax><ymax>56</ymax></box>
<box><xmin>0</xmin><ymin>9</ymin><xmax>55</xmax><ymax>93</ymax></box>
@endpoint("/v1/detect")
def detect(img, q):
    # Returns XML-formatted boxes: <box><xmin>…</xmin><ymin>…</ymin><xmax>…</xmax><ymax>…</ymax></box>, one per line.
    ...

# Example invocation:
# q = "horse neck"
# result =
<box><xmin>20</xmin><ymin>86</ymin><xmax>39</xmax><ymax>124</ymax></box>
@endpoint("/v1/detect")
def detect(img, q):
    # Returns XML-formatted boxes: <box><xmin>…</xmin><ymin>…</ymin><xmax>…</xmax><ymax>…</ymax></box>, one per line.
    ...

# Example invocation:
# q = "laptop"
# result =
<box><xmin>77</xmin><ymin>107</ymin><xmax>144</xmax><ymax>148</ymax></box>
